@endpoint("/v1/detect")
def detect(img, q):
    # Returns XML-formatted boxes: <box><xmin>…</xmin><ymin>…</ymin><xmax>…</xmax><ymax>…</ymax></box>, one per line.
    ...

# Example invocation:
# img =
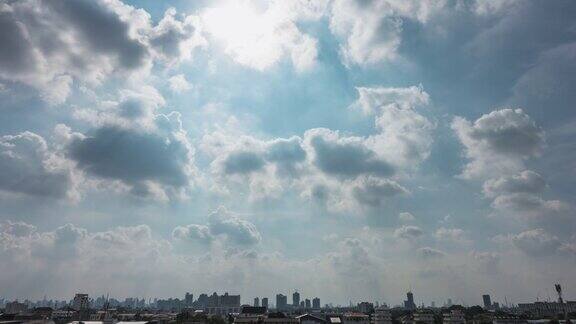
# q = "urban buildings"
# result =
<box><xmin>293</xmin><ymin>292</ymin><xmax>300</xmax><ymax>308</ymax></box>
<box><xmin>373</xmin><ymin>307</ymin><xmax>392</xmax><ymax>324</ymax></box>
<box><xmin>262</xmin><ymin>298</ymin><xmax>269</xmax><ymax>308</ymax></box>
<box><xmin>313</xmin><ymin>298</ymin><xmax>320</xmax><ymax>309</ymax></box>
<box><xmin>72</xmin><ymin>294</ymin><xmax>89</xmax><ymax>311</ymax></box>
<box><xmin>483</xmin><ymin>295</ymin><xmax>492</xmax><ymax>309</ymax></box>
<box><xmin>254</xmin><ymin>297</ymin><xmax>260</xmax><ymax>307</ymax></box>
<box><xmin>276</xmin><ymin>294</ymin><xmax>288</xmax><ymax>311</ymax></box>
<box><xmin>443</xmin><ymin>310</ymin><xmax>465</xmax><ymax>324</ymax></box>
<box><xmin>404</xmin><ymin>291</ymin><xmax>416</xmax><ymax>310</ymax></box>
<box><xmin>4</xmin><ymin>301</ymin><xmax>28</xmax><ymax>314</ymax></box>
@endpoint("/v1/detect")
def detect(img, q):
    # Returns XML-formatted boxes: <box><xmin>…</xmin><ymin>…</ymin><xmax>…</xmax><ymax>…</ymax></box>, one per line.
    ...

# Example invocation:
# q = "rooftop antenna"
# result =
<box><xmin>555</xmin><ymin>283</ymin><xmax>568</xmax><ymax>323</ymax></box>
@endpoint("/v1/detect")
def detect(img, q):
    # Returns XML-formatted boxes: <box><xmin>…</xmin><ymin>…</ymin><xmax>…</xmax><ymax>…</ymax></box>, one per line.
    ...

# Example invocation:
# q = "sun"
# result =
<box><xmin>202</xmin><ymin>1</ymin><xmax>284</xmax><ymax>70</ymax></box>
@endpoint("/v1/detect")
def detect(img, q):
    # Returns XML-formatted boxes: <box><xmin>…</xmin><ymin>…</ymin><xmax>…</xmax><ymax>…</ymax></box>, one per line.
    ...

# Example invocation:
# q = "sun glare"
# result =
<box><xmin>202</xmin><ymin>1</ymin><xmax>285</xmax><ymax>70</ymax></box>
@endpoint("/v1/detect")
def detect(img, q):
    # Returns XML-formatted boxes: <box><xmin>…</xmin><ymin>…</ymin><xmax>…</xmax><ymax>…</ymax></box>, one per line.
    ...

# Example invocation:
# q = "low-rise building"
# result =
<box><xmin>413</xmin><ymin>311</ymin><xmax>435</xmax><ymax>324</ymax></box>
<box><xmin>342</xmin><ymin>313</ymin><xmax>370</xmax><ymax>324</ymax></box>
<box><xmin>443</xmin><ymin>310</ymin><xmax>465</xmax><ymax>324</ymax></box>
<box><xmin>372</xmin><ymin>308</ymin><xmax>392</xmax><ymax>324</ymax></box>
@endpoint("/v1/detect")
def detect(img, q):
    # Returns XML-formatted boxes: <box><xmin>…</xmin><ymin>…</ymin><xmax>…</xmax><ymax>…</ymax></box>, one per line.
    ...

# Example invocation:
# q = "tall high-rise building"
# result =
<box><xmin>254</xmin><ymin>297</ymin><xmax>260</xmax><ymax>307</ymax></box>
<box><xmin>276</xmin><ymin>294</ymin><xmax>287</xmax><ymax>310</ymax></box>
<box><xmin>73</xmin><ymin>294</ymin><xmax>89</xmax><ymax>310</ymax></box>
<box><xmin>262</xmin><ymin>298</ymin><xmax>269</xmax><ymax>308</ymax></box>
<box><xmin>404</xmin><ymin>291</ymin><xmax>416</xmax><ymax>310</ymax></box>
<box><xmin>185</xmin><ymin>293</ymin><xmax>193</xmax><ymax>306</ymax></box>
<box><xmin>483</xmin><ymin>295</ymin><xmax>492</xmax><ymax>309</ymax></box>
<box><xmin>293</xmin><ymin>291</ymin><xmax>300</xmax><ymax>307</ymax></box>
<box><xmin>312</xmin><ymin>297</ymin><xmax>320</xmax><ymax>309</ymax></box>
<box><xmin>305</xmin><ymin>299</ymin><xmax>311</xmax><ymax>308</ymax></box>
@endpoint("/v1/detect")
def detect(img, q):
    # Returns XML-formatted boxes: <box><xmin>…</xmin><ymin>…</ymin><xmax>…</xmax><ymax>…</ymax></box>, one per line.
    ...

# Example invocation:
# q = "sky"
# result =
<box><xmin>0</xmin><ymin>0</ymin><xmax>576</xmax><ymax>307</ymax></box>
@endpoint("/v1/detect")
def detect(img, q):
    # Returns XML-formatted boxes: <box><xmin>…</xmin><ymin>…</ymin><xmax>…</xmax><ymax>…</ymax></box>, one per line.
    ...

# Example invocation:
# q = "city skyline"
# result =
<box><xmin>1</xmin><ymin>0</ymin><xmax>576</xmax><ymax>307</ymax></box>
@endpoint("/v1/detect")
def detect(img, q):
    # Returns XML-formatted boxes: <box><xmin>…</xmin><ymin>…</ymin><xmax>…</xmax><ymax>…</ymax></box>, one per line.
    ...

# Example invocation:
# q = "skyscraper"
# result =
<box><xmin>276</xmin><ymin>294</ymin><xmax>287</xmax><ymax>310</ymax></box>
<box><xmin>293</xmin><ymin>291</ymin><xmax>300</xmax><ymax>307</ymax></box>
<box><xmin>483</xmin><ymin>295</ymin><xmax>492</xmax><ymax>309</ymax></box>
<box><xmin>185</xmin><ymin>293</ymin><xmax>193</xmax><ymax>306</ymax></box>
<box><xmin>312</xmin><ymin>297</ymin><xmax>320</xmax><ymax>309</ymax></box>
<box><xmin>254</xmin><ymin>297</ymin><xmax>260</xmax><ymax>307</ymax></box>
<box><xmin>305</xmin><ymin>299</ymin><xmax>311</xmax><ymax>308</ymax></box>
<box><xmin>262</xmin><ymin>298</ymin><xmax>269</xmax><ymax>308</ymax></box>
<box><xmin>404</xmin><ymin>291</ymin><xmax>416</xmax><ymax>310</ymax></box>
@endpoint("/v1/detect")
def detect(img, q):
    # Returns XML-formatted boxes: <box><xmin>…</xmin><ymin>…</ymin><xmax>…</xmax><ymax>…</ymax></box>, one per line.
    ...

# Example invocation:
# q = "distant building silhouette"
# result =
<box><xmin>293</xmin><ymin>291</ymin><xmax>300</xmax><ymax>307</ymax></box>
<box><xmin>404</xmin><ymin>291</ymin><xmax>416</xmax><ymax>310</ymax></box>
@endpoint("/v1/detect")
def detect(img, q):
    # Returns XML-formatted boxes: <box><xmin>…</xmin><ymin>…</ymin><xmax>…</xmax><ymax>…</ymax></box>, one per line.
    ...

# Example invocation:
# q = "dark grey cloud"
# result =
<box><xmin>68</xmin><ymin>116</ymin><xmax>193</xmax><ymax>191</ymax></box>
<box><xmin>0</xmin><ymin>9</ymin><xmax>38</xmax><ymax>74</ymax></box>
<box><xmin>352</xmin><ymin>176</ymin><xmax>408</xmax><ymax>207</ymax></box>
<box><xmin>223</xmin><ymin>151</ymin><xmax>265</xmax><ymax>175</ymax></box>
<box><xmin>0</xmin><ymin>131</ymin><xmax>72</xmax><ymax>199</ymax></box>
<box><xmin>466</xmin><ymin>109</ymin><xmax>545</xmax><ymax>157</ymax></box>
<box><xmin>394</xmin><ymin>225</ymin><xmax>424</xmax><ymax>240</ymax></box>
<box><xmin>307</xmin><ymin>131</ymin><xmax>394</xmax><ymax>178</ymax></box>
<box><xmin>452</xmin><ymin>109</ymin><xmax>545</xmax><ymax>178</ymax></box>
<box><xmin>417</xmin><ymin>247</ymin><xmax>446</xmax><ymax>259</ymax></box>
<box><xmin>149</xmin><ymin>8</ymin><xmax>205</xmax><ymax>63</ymax></box>
<box><xmin>483</xmin><ymin>170</ymin><xmax>546</xmax><ymax>197</ymax></box>
<box><xmin>266</xmin><ymin>137</ymin><xmax>306</xmax><ymax>175</ymax></box>
<box><xmin>46</xmin><ymin>0</ymin><xmax>147</xmax><ymax>70</ymax></box>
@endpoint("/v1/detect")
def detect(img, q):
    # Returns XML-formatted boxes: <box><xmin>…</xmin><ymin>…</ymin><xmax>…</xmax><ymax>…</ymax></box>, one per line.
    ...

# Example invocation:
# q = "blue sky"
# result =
<box><xmin>0</xmin><ymin>0</ymin><xmax>575</xmax><ymax>307</ymax></box>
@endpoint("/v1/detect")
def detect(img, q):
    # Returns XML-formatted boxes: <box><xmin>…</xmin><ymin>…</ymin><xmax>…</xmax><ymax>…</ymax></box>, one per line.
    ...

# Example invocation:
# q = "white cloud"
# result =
<box><xmin>168</xmin><ymin>74</ymin><xmax>192</xmax><ymax>93</ymax></box>
<box><xmin>0</xmin><ymin>0</ymin><xmax>204</xmax><ymax>104</ymax></box>
<box><xmin>511</xmin><ymin>229</ymin><xmax>561</xmax><ymax>257</ymax></box>
<box><xmin>435</xmin><ymin>227</ymin><xmax>469</xmax><ymax>243</ymax></box>
<box><xmin>417</xmin><ymin>246</ymin><xmax>446</xmax><ymax>259</ymax></box>
<box><xmin>394</xmin><ymin>225</ymin><xmax>423</xmax><ymax>240</ymax></box>
<box><xmin>452</xmin><ymin>109</ymin><xmax>545</xmax><ymax>179</ymax></box>
<box><xmin>329</xmin><ymin>0</ymin><xmax>447</xmax><ymax>66</ymax></box>
<box><xmin>0</xmin><ymin>131</ymin><xmax>77</xmax><ymax>200</ymax></box>
<box><xmin>483</xmin><ymin>170</ymin><xmax>546</xmax><ymax>198</ymax></box>
<box><xmin>399</xmin><ymin>212</ymin><xmax>415</xmax><ymax>222</ymax></box>
<box><xmin>173</xmin><ymin>206</ymin><xmax>261</xmax><ymax>247</ymax></box>
<box><xmin>201</xmin><ymin>0</ymin><xmax>321</xmax><ymax>72</ymax></box>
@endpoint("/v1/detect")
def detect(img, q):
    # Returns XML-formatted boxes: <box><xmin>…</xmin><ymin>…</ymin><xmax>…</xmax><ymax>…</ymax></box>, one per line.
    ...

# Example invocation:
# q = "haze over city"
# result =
<box><xmin>1</xmin><ymin>0</ymin><xmax>576</xmax><ymax>310</ymax></box>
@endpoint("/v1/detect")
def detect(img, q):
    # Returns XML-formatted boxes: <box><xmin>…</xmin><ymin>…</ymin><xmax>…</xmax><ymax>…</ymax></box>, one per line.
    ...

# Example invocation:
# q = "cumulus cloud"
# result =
<box><xmin>149</xmin><ymin>8</ymin><xmax>206</xmax><ymax>64</ymax></box>
<box><xmin>0</xmin><ymin>0</ymin><xmax>204</xmax><ymax>103</ymax></box>
<box><xmin>351</xmin><ymin>86</ymin><xmax>434</xmax><ymax>168</ymax></box>
<box><xmin>173</xmin><ymin>206</ymin><xmax>261</xmax><ymax>247</ymax></box>
<box><xmin>202</xmin><ymin>0</ymin><xmax>323</xmax><ymax>72</ymax></box>
<box><xmin>168</xmin><ymin>74</ymin><xmax>192</xmax><ymax>93</ymax></box>
<box><xmin>394</xmin><ymin>225</ymin><xmax>423</xmax><ymax>240</ymax></box>
<box><xmin>511</xmin><ymin>229</ymin><xmax>561</xmax><ymax>257</ymax></box>
<box><xmin>329</xmin><ymin>0</ymin><xmax>446</xmax><ymax>66</ymax></box>
<box><xmin>399</xmin><ymin>212</ymin><xmax>415</xmax><ymax>222</ymax></box>
<box><xmin>352</xmin><ymin>176</ymin><xmax>408</xmax><ymax>207</ymax></box>
<box><xmin>67</xmin><ymin>112</ymin><xmax>195</xmax><ymax>199</ymax></box>
<box><xmin>452</xmin><ymin>109</ymin><xmax>545</xmax><ymax>179</ymax></box>
<box><xmin>354</xmin><ymin>85</ymin><xmax>429</xmax><ymax>114</ymax></box>
<box><xmin>304</xmin><ymin>128</ymin><xmax>395</xmax><ymax>178</ymax></box>
<box><xmin>222</xmin><ymin>151</ymin><xmax>266</xmax><ymax>175</ymax></box>
<box><xmin>483</xmin><ymin>170</ymin><xmax>546</xmax><ymax>198</ymax></box>
<box><xmin>417</xmin><ymin>247</ymin><xmax>446</xmax><ymax>259</ymax></box>
<box><xmin>0</xmin><ymin>131</ymin><xmax>75</xmax><ymax>199</ymax></box>
<box><xmin>199</xmin><ymin>85</ymin><xmax>430</xmax><ymax>208</ymax></box>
